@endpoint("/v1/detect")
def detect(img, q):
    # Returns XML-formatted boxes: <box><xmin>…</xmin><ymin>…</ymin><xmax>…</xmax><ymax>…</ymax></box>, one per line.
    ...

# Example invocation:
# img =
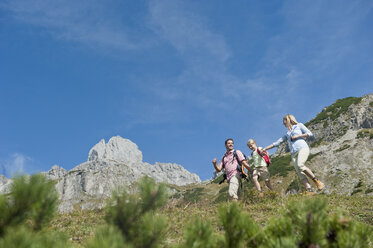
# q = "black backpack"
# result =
<box><xmin>219</xmin><ymin>150</ymin><xmax>248</xmax><ymax>184</ymax></box>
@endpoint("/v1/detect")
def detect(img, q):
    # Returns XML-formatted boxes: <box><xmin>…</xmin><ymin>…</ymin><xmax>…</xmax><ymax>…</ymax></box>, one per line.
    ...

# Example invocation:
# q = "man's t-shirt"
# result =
<box><xmin>221</xmin><ymin>150</ymin><xmax>245</xmax><ymax>182</ymax></box>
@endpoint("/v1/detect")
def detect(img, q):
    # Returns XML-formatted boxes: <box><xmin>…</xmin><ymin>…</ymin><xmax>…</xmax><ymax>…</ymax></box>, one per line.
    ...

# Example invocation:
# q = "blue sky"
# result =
<box><xmin>0</xmin><ymin>0</ymin><xmax>372</xmax><ymax>180</ymax></box>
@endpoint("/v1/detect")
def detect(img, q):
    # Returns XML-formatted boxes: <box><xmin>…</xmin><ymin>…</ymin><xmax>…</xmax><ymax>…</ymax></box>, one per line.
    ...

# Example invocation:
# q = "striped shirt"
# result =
<box><xmin>221</xmin><ymin>150</ymin><xmax>245</xmax><ymax>182</ymax></box>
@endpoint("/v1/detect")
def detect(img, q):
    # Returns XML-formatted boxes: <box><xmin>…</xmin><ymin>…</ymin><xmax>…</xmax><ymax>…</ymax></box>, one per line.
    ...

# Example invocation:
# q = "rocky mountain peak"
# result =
<box><xmin>44</xmin><ymin>165</ymin><xmax>67</xmax><ymax>181</ymax></box>
<box><xmin>88</xmin><ymin>136</ymin><xmax>143</xmax><ymax>164</ymax></box>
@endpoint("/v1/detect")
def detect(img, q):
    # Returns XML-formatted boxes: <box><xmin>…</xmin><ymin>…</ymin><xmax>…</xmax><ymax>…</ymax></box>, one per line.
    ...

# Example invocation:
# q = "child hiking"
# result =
<box><xmin>212</xmin><ymin>138</ymin><xmax>252</xmax><ymax>201</ymax></box>
<box><xmin>263</xmin><ymin>114</ymin><xmax>324</xmax><ymax>195</ymax></box>
<box><xmin>247</xmin><ymin>139</ymin><xmax>273</xmax><ymax>197</ymax></box>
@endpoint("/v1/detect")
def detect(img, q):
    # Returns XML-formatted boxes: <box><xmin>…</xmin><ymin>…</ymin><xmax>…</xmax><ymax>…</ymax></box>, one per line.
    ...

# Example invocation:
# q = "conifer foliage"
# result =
<box><xmin>0</xmin><ymin>174</ymin><xmax>371</xmax><ymax>247</ymax></box>
<box><xmin>88</xmin><ymin>176</ymin><xmax>169</xmax><ymax>248</ymax></box>
<box><xmin>0</xmin><ymin>174</ymin><xmax>70</xmax><ymax>248</ymax></box>
<box><xmin>181</xmin><ymin>198</ymin><xmax>372</xmax><ymax>248</ymax></box>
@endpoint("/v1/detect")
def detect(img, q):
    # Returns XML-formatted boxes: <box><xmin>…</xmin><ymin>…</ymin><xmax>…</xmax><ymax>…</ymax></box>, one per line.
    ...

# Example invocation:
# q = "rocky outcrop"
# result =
<box><xmin>0</xmin><ymin>175</ymin><xmax>11</xmax><ymax>194</ymax></box>
<box><xmin>307</xmin><ymin>129</ymin><xmax>373</xmax><ymax>195</ymax></box>
<box><xmin>88</xmin><ymin>137</ymin><xmax>143</xmax><ymax>164</ymax></box>
<box><xmin>307</xmin><ymin>93</ymin><xmax>373</xmax><ymax>143</ymax></box>
<box><xmin>273</xmin><ymin>93</ymin><xmax>373</xmax><ymax>156</ymax></box>
<box><xmin>273</xmin><ymin>93</ymin><xmax>373</xmax><ymax>196</ymax></box>
<box><xmin>0</xmin><ymin>136</ymin><xmax>200</xmax><ymax>212</ymax></box>
<box><xmin>43</xmin><ymin>165</ymin><xmax>67</xmax><ymax>180</ymax></box>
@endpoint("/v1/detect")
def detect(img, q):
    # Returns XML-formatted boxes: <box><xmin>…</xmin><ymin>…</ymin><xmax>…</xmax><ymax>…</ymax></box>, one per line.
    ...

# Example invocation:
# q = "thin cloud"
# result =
<box><xmin>149</xmin><ymin>0</ymin><xmax>231</xmax><ymax>62</ymax></box>
<box><xmin>241</xmin><ymin>0</ymin><xmax>373</xmax><ymax>114</ymax></box>
<box><xmin>0</xmin><ymin>153</ymin><xmax>30</xmax><ymax>178</ymax></box>
<box><xmin>146</xmin><ymin>0</ymin><xmax>246</xmax><ymax>111</ymax></box>
<box><xmin>1</xmin><ymin>0</ymin><xmax>148</xmax><ymax>52</ymax></box>
<box><xmin>264</xmin><ymin>0</ymin><xmax>372</xmax><ymax>74</ymax></box>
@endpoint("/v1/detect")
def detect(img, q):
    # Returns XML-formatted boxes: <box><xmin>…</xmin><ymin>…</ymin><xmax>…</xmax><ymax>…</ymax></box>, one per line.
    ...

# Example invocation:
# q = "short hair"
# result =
<box><xmin>225</xmin><ymin>138</ymin><xmax>234</xmax><ymax>145</ymax></box>
<box><xmin>283</xmin><ymin>114</ymin><xmax>298</xmax><ymax>127</ymax></box>
<box><xmin>247</xmin><ymin>139</ymin><xmax>257</xmax><ymax>146</ymax></box>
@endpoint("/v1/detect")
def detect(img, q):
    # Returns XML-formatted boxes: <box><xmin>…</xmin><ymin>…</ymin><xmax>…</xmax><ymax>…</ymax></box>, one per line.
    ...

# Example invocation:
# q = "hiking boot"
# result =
<box><xmin>258</xmin><ymin>192</ymin><xmax>264</xmax><ymax>198</ymax></box>
<box><xmin>313</xmin><ymin>179</ymin><xmax>325</xmax><ymax>190</ymax></box>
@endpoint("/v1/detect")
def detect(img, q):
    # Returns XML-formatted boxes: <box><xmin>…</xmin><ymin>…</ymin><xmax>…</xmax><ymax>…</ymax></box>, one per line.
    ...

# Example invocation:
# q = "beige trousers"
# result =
<box><xmin>291</xmin><ymin>147</ymin><xmax>310</xmax><ymax>181</ymax></box>
<box><xmin>228</xmin><ymin>174</ymin><xmax>240</xmax><ymax>199</ymax></box>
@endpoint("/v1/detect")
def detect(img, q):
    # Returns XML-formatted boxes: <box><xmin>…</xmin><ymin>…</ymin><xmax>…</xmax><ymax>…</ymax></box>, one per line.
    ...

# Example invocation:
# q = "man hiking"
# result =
<box><xmin>212</xmin><ymin>138</ymin><xmax>252</xmax><ymax>201</ymax></box>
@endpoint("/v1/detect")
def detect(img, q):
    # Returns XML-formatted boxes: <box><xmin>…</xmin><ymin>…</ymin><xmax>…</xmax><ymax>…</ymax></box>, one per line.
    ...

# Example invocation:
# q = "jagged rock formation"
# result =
<box><xmin>273</xmin><ymin>93</ymin><xmax>373</xmax><ymax>196</ymax></box>
<box><xmin>0</xmin><ymin>175</ymin><xmax>11</xmax><ymax>194</ymax></box>
<box><xmin>0</xmin><ymin>136</ymin><xmax>200</xmax><ymax>212</ymax></box>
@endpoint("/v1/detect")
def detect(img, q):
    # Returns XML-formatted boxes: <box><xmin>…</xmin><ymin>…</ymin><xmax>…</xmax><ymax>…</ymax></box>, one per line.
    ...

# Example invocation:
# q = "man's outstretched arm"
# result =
<box><xmin>212</xmin><ymin>158</ymin><xmax>223</xmax><ymax>172</ymax></box>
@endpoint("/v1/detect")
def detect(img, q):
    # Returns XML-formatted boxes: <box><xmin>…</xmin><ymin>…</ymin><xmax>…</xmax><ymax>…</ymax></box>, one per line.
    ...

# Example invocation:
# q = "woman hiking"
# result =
<box><xmin>263</xmin><ymin>114</ymin><xmax>324</xmax><ymax>194</ymax></box>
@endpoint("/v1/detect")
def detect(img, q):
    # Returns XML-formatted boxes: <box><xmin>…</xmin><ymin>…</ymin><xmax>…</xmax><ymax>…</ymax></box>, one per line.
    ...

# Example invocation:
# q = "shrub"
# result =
<box><xmin>0</xmin><ymin>174</ymin><xmax>58</xmax><ymax>235</ymax></box>
<box><xmin>308</xmin><ymin>152</ymin><xmax>321</xmax><ymax>161</ymax></box>
<box><xmin>310</xmin><ymin>138</ymin><xmax>324</xmax><ymax>148</ymax></box>
<box><xmin>89</xmin><ymin>177</ymin><xmax>169</xmax><ymax>248</ymax></box>
<box><xmin>335</xmin><ymin>144</ymin><xmax>350</xmax><ymax>153</ymax></box>
<box><xmin>180</xmin><ymin>197</ymin><xmax>373</xmax><ymax>248</ymax></box>
<box><xmin>0</xmin><ymin>174</ymin><xmax>70</xmax><ymax>247</ymax></box>
<box><xmin>286</xmin><ymin>178</ymin><xmax>305</xmax><ymax>193</ymax></box>
<box><xmin>219</xmin><ymin>203</ymin><xmax>260</xmax><ymax>247</ymax></box>
<box><xmin>268</xmin><ymin>155</ymin><xmax>293</xmax><ymax>177</ymax></box>
<box><xmin>306</xmin><ymin>97</ymin><xmax>362</xmax><ymax>126</ymax></box>
<box><xmin>183</xmin><ymin>187</ymin><xmax>204</xmax><ymax>203</ymax></box>
<box><xmin>180</xmin><ymin>218</ymin><xmax>221</xmax><ymax>248</ymax></box>
<box><xmin>211</xmin><ymin>173</ymin><xmax>225</xmax><ymax>184</ymax></box>
<box><xmin>357</xmin><ymin>129</ymin><xmax>373</xmax><ymax>139</ymax></box>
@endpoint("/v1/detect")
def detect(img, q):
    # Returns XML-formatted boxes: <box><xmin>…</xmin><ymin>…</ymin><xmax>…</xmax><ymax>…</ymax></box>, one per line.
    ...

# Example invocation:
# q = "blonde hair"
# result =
<box><xmin>283</xmin><ymin>114</ymin><xmax>298</xmax><ymax>129</ymax></box>
<box><xmin>247</xmin><ymin>139</ymin><xmax>257</xmax><ymax>146</ymax></box>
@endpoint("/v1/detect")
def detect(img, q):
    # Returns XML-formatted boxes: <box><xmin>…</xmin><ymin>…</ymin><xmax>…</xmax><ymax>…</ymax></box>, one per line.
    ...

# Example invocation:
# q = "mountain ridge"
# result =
<box><xmin>0</xmin><ymin>136</ymin><xmax>201</xmax><ymax>212</ymax></box>
<box><xmin>0</xmin><ymin>93</ymin><xmax>372</xmax><ymax>212</ymax></box>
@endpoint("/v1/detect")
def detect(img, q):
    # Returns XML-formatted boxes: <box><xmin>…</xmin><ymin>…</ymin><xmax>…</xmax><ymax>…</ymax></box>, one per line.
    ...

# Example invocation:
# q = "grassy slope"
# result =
<box><xmin>48</xmin><ymin>153</ymin><xmax>373</xmax><ymax>247</ymax></box>
<box><xmin>48</xmin><ymin>182</ymin><xmax>373</xmax><ymax>247</ymax></box>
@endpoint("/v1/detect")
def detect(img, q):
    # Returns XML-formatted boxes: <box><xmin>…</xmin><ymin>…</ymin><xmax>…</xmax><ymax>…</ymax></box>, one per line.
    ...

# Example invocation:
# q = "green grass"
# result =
<box><xmin>183</xmin><ymin>187</ymin><xmax>204</xmax><ymax>203</ymax></box>
<box><xmin>357</xmin><ymin>128</ymin><xmax>373</xmax><ymax>139</ymax></box>
<box><xmin>351</xmin><ymin>179</ymin><xmax>364</xmax><ymax>196</ymax></box>
<box><xmin>306</xmin><ymin>96</ymin><xmax>362</xmax><ymax>126</ymax></box>
<box><xmin>335</xmin><ymin>144</ymin><xmax>350</xmax><ymax>152</ymax></box>
<box><xmin>310</xmin><ymin>138</ymin><xmax>325</xmax><ymax>147</ymax></box>
<box><xmin>48</xmin><ymin>209</ymin><xmax>105</xmax><ymax>246</ymax></box>
<box><xmin>286</xmin><ymin>178</ymin><xmax>303</xmax><ymax>192</ymax></box>
<box><xmin>211</xmin><ymin>173</ymin><xmax>225</xmax><ymax>184</ymax></box>
<box><xmin>48</xmin><ymin>193</ymin><xmax>373</xmax><ymax>247</ymax></box>
<box><xmin>308</xmin><ymin>152</ymin><xmax>321</xmax><ymax>161</ymax></box>
<box><xmin>365</xmin><ymin>188</ymin><xmax>373</xmax><ymax>194</ymax></box>
<box><xmin>370</xmin><ymin>101</ymin><xmax>373</xmax><ymax>107</ymax></box>
<box><xmin>268</xmin><ymin>154</ymin><xmax>293</xmax><ymax>177</ymax></box>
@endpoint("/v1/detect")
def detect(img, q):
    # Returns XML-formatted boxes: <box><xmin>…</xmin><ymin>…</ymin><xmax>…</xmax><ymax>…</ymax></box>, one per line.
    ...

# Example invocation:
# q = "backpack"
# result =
<box><xmin>221</xmin><ymin>150</ymin><xmax>248</xmax><ymax>180</ymax></box>
<box><xmin>252</xmin><ymin>148</ymin><xmax>271</xmax><ymax>166</ymax></box>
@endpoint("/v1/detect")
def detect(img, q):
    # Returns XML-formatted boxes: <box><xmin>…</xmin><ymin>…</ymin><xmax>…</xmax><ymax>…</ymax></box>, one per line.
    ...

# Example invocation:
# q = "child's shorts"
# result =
<box><xmin>253</xmin><ymin>166</ymin><xmax>270</xmax><ymax>181</ymax></box>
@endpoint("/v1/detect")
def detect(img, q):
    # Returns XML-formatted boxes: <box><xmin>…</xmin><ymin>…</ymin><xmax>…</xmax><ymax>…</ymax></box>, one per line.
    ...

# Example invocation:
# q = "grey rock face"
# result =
<box><xmin>37</xmin><ymin>136</ymin><xmax>201</xmax><ymax>212</ymax></box>
<box><xmin>41</xmin><ymin>165</ymin><xmax>67</xmax><ymax>181</ymax></box>
<box><xmin>272</xmin><ymin>93</ymin><xmax>373</xmax><ymax>195</ymax></box>
<box><xmin>0</xmin><ymin>175</ymin><xmax>11</xmax><ymax>194</ymax></box>
<box><xmin>273</xmin><ymin>93</ymin><xmax>373</xmax><ymax>157</ymax></box>
<box><xmin>309</xmin><ymin>93</ymin><xmax>373</xmax><ymax>144</ymax></box>
<box><xmin>88</xmin><ymin>136</ymin><xmax>143</xmax><ymax>164</ymax></box>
